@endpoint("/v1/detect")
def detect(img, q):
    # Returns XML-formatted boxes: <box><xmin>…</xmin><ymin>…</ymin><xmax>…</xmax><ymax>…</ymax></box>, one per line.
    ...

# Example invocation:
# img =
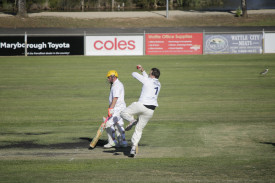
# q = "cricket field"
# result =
<box><xmin>0</xmin><ymin>54</ymin><xmax>274</xmax><ymax>182</ymax></box>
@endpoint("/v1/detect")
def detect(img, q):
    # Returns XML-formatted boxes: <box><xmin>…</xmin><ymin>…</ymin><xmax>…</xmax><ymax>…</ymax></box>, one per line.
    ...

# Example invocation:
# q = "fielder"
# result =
<box><xmin>104</xmin><ymin>70</ymin><xmax>127</xmax><ymax>148</ymax></box>
<box><xmin>121</xmin><ymin>65</ymin><xmax>161</xmax><ymax>157</ymax></box>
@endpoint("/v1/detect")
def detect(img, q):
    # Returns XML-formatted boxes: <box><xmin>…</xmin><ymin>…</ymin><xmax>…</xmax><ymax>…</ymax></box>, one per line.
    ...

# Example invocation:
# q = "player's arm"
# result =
<box><xmin>142</xmin><ymin>71</ymin><xmax>148</xmax><ymax>77</ymax></box>
<box><xmin>109</xmin><ymin>97</ymin><xmax>118</xmax><ymax>108</ymax></box>
<box><xmin>108</xmin><ymin>97</ymin><xmax>118</xmax><ymax>117</ymax></box>
<box><xmin>132</xmin><ymin>72</ymin><xmax>147</xmax><ymax>84</ymax></box>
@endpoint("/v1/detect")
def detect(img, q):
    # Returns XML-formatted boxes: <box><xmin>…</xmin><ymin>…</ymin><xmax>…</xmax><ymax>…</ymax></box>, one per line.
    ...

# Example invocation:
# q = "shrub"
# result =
<box><xmin>235</xmin><ymin>6</ymin><xmax>242</xmax><ymax>17</ymax></box>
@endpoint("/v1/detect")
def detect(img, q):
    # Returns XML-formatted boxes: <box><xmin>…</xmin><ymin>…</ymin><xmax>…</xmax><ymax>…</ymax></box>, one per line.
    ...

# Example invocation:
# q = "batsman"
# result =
<box><xmin>104</xmin><ymin>70</ymin><xmax>128</xmax><ymax>148</ymax></box>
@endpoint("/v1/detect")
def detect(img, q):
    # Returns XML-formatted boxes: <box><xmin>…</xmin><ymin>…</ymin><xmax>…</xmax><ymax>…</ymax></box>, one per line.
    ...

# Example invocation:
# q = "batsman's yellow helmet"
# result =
<box><xmin>107</xmin><ymin>70</ymin><xmax>118</xmax><ymax>78</ymax></box>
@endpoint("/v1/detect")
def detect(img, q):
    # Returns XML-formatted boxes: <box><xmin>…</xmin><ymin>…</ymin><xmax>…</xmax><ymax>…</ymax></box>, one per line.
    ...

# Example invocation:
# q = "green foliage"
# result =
<box><xmin>26</xmin><ymin>0</ymin><xmax>46</xmax><ymax>9</ymax></box>
<box><xmin>182</xmin><ymin>0</ymin><xmax>223</xmax><ymax>8</ymax></box>
<box><xmin>0</xmin><ymin>0</ymin><xmax>226</xmax><ymax>11</ymax></box>
<box><xmin>49</xmin><ymin>0</ymin><xmax>58</xmax><ymax>9</ymax></box>
<box><xmin>235</xmin><ymin>6</ymin><xmax>242</xmax><ymax>17</ymax></box>
<box><xmin>133</xmin><ymin>0</ymin><xmax>160</xmax><ymax>8</ymax></box>
<box><xmin>49</xmin><ymin>0</ymin><xmax>82</xmax><ymax>10</ymax></box>
<box><xmin>0</xmin><ymin>0</ymin><xmax>14</xmax><ymax>10</ymax></box>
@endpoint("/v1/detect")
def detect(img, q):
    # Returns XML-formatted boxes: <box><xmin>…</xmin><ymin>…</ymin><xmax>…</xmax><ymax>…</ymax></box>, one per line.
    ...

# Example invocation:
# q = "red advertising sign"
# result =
<box><xmin>146</xmin><ymin>33</ymin><xmax>203</xmax><ymax>55</ymax></box>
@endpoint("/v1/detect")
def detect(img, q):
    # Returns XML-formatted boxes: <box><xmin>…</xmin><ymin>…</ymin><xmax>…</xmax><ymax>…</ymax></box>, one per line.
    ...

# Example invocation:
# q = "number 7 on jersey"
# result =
<box><xmin>154</xmin><ymin>87</ymin><xmax>159</xmax><ymax>95</ymax></box>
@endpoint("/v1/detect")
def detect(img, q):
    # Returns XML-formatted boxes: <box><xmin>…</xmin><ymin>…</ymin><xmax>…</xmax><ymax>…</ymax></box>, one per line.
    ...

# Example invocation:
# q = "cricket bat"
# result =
<box><xmin>89</xmin><ymin>116</ymin><xmax>109</xmax><ymax>148</ymax></box>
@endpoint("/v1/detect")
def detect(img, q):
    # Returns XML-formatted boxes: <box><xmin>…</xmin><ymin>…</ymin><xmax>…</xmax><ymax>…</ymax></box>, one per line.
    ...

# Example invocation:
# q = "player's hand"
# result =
<box><xmin>108</xmin><ymin>108</ymin><xmax>114</xmax><ymax>117</ymax></box>
<box><xmin>136</xmin><ymin>65</ymin><xmax>144</xmax><ymax>72</ymax></box>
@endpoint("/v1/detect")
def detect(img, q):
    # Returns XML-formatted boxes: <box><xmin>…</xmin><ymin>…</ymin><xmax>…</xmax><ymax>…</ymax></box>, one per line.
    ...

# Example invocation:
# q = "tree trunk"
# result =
<box><xmin>241</xmin><ymin>0</ymin><xmax>248</xmax><ymax>18</ymax></box>
<box><xmin>17</xmin><ymin>0</ymin><xmax>27</xmax><ymax>17</ymax></box>
<box><xmin>98</xmin><ymin>0</ymin><xmax>101</xmax><ymax>8</ymax></box>
<box><xmin>14</xmin><ymin>0</ymin><xmax>17</xmax><ymax>13</ymax></box>
<box><xmin>44</xmin><ymin>0</ymin><xmax>50</xmax><ymax>10</ymax></box>
<box><xmin>154</xmin><ymin>0</ymin><xmax>157</xmax><ymax>9</ymax></box>
<box><xmin>112</xmin><ymin>0</ymin><xmax>114</xmax><ymax>10</ymax></box>
<box><xmin>169</xmin><ymin>0</ymin><xmax>173</xmax><ymax>9</ymax></box>
<box><xmin>81</xmin><ymin>0</ymin><xmax>85</xmax><ymax>11</ymax></box>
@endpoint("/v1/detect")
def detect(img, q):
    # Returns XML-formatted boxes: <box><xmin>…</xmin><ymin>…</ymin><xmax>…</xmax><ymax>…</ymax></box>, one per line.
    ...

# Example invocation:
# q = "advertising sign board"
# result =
<box><xmin>85</xmin><ymin>36</ymin><xmax>144</xmax><ymax>56</ymax></box>
<box><xmin>0</xmin><ymin>36</ymin><xmax>84</xmax><ymax>56</ymax></box>
<box><xmin>264</xmin><ymin>33</ymin><xmax>275</xmax><ymax>53</ymax></box>
<box><xmin>0</xmin><ymin>36</ymin><xmax>24</xmax><ymax>56</ymax></box>
<box><xmin>204</xmin><ymin>34</ymin><xmax>263</xmax><ymax>54</ymax></box>
<box><xmin>145</xmin><ymin>33</ymin><xmax>203</xmax><ymax>55</ymax></box>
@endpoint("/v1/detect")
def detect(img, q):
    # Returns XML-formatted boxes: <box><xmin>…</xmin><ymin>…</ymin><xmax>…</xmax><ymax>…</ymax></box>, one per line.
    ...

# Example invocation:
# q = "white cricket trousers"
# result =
<box><xmin>120</xmin><ymin>102</ymin><xmax>154</xmax><ymax>146</ymax></box>
<box><xmin>106</xmin><ymin>109</ymin><xmax>125</xmax><ymax>145</ymax></box>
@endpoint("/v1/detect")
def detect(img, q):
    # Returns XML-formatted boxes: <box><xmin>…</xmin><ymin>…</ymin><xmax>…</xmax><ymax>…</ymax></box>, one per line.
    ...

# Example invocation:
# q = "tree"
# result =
<box><xmin>81</xmin><ymin>0</ymin><xmax>85</xmax><ymax>11</ymax></box>
<box><xmin>241</xmin><ymin>0</ymin><xmax>248</xmax><ymax>18</ymax></box>
<box><xmin>154</xmin><ymin>0</ymin><xmax>157</xmax><ymax>9</ymax></box>
<box><xmin>17</xmin><ymin>0</ymin><xmax>27</xmax><ymax>17</ymax></box>
<box><xmin>170</xmin><ymin>0</ymin><xmax>173</xmax><ymax>9</ymax></box>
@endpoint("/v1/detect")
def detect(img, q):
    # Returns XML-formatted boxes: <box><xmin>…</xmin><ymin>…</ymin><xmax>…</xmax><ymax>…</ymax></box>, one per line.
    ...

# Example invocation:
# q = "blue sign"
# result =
<box><xmin>204</xmin><ymin>34</ymin><xmax>263</xmax><ymax>54</ymax></box>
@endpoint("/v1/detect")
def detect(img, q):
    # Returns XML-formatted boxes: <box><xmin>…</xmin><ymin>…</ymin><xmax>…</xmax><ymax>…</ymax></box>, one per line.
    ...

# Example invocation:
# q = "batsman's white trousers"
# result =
<box><xmin>121</xmin><ymin>102</ymin><xmax>154</xmax><ymax>146</ymax></box>
<box><xmin>106</xmin><ymin>109</ymin><xmax>125</xmax><ymax>144</ymax></box>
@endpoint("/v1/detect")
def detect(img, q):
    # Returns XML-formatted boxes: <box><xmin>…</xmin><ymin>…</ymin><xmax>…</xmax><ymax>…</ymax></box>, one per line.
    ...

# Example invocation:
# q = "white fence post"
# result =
<box><xmin>143</xmin><ymin>30</ymin><xmax>146</xmax><ymax>56</ymax></box>
<box><xmin>262</xmin><ymin>29</ymin><xmax>265</xmax><ymax>54</ymax></box>
<box><xmin>84</xmin><ymin>31</ymin><xmax>86</xmax><ymax>56</ymax></box>
<box><xmin>203</xmin><ymin>29</ymin><xmax>205</xmax><ymax>55</ymax></box>
<box><xmin>24</xmin><ymin>32</ymin><xmax>27</xmax><ymax>56</ymax></box>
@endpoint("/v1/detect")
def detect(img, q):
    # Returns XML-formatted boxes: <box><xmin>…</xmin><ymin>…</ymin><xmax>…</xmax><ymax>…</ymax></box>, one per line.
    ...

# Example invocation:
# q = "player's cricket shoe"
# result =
<box><xmin>125</xmin><ymin>120</ymin><xmax>138</xmax><ymax>131</ymax></box>
<box><xmin>129</xmin><ymin>145</ymin><xmax>138</xmax><ymax>158</ymax></box>
<box><xmin>103</xmin><ymin>141</ymin><xmax>117</xmax><ymax>149</ymax></box>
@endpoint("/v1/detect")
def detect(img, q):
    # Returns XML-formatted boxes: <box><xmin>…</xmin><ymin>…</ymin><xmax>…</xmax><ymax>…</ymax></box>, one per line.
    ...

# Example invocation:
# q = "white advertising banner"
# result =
<box><xmin>204</xmin><ymin>34</ymin><xmax>263</xmax><ymax>54</ymax></box>
<box><xmin>264</xmin><ymin>33</ymin><xmax>275</xmax><ymax>53</ymax></box>
<box><xmin>85</xmin><ymin>36</ymin><xmax>144</xmax><ymax>56</ymax></box>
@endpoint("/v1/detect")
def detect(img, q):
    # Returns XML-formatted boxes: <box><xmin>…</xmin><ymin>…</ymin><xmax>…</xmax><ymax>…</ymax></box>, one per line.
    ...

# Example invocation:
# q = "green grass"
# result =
<box><xmin>0</xmin><ymin>55</ymin><xmax>274</xmax><ymax>182</ymax></box>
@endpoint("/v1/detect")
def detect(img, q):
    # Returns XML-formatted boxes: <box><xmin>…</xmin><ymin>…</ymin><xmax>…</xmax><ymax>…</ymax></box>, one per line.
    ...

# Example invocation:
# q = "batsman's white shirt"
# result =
<box><xmin>109</xmin><ymin>79</ymin><xmax>126</xmax><ymax>111</ymax></box>
<box><xmin>132</xmin><ymin>71</ymin><xmax>161</xmax><ymax>106</ymax></box>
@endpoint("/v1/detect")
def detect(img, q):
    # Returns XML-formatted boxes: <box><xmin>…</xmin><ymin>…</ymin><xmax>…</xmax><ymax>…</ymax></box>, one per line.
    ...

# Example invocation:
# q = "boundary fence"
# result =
<box><xmin>0</xmin><ymin>30</ymin><xmax>275</xmax><ymax>56</ymax></box>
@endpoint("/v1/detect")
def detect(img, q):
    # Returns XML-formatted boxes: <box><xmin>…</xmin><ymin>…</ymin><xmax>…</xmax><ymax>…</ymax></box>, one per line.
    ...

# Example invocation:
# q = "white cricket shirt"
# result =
<box><xmin>109</xmin><ymin>79</ymin><xmax>126</xmax><ymax>110</ymax></box>
<box><xmin>132</xmin><ymin>71</ymin><xmax>161</xmax><ymax>106</ymax></box>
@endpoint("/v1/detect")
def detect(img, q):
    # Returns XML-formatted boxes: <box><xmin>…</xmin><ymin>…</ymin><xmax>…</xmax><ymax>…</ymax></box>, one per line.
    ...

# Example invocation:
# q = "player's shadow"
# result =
<box><xmin>81</xmin><ymin>137</ymin><xmax>146</xmax><ymax>157</ymax></box>
<box><xmin>260</xmin><ymin>142</ymin><xmax>275</xmax><ymax>147</ymax></box>
<box><xmin>80</xmin><ymin>137</ymin><xmax>107</xmax><ymax>148</ymax></box>
<box><xmin>103</xmin><ymin>146</ymin><xmax>132</xmax><ymax>157</ymax></box>
<box><xmin>81</xmin><ymin>137</ymin><xmax>131</xmax><ymax>156</ymax></box>
<box><xmin>103</xmin><ymin>143</ymin><xmax>147</xmax><ymax>157</ymax></box>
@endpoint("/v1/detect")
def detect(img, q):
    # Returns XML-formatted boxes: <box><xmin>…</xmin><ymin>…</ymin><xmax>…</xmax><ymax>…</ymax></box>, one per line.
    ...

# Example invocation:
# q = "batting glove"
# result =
<box><xmin>108</xmin><ymin>108</ymin><xmax>114</xmax><ymax>117</ymax></box>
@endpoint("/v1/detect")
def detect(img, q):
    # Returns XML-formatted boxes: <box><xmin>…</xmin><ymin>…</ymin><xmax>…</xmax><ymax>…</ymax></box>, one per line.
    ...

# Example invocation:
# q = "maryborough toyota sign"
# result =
<box><xmin>0</xmin><ymin>36</ymin><xmax>83</xmax><ymax>56</ymax></box>
<box><xmin>0</xmin><ymin>36</ymin><xmax>24</xmax><ymax>56</ymax></box>
<box><xmin>0</xmin><ymin>42</ymin><xmax>70</xmax><ymax>50</ymax></box>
